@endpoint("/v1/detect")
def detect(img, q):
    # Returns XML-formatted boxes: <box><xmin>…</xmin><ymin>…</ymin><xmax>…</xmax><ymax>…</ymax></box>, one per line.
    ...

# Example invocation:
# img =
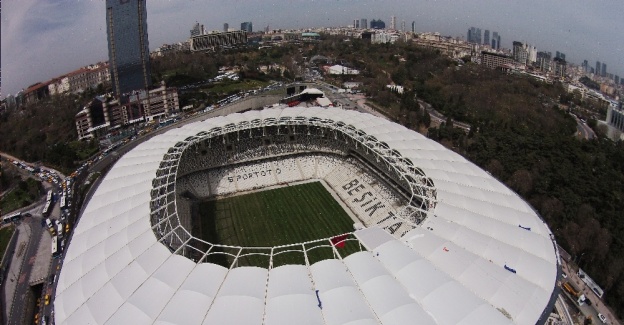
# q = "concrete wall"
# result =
<box><xmin>0</xmin><ymin>227</ymin><xmax>19</xmax><ymax>324</ymax></box>
<box><xmin>205</xmin><ymin>95</ymin><xmax>283</xmax><ymax>118</ymax></box>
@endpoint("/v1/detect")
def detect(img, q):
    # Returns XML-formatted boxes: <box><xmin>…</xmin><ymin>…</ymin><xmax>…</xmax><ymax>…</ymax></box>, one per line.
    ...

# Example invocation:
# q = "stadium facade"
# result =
<box><xmin>54</xmin><ymin>107</ymin><xmax>560</xmax><ymax>324</ymax></box>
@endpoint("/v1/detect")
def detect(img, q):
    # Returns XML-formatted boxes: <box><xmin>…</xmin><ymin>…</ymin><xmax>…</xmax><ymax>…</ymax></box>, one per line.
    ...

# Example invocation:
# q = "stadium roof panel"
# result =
<box><xmin>55</xmin><ymin>107</ymin><xmax>559</xmax><ymax>324</ymax></box>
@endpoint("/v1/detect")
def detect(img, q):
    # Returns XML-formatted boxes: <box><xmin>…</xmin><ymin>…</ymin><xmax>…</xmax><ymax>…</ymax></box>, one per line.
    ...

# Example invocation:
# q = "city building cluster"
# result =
<box><xmin>187</xmin><ymin>21</ymin><xmax>256</xmax><ymax>52</ymax></box>
<box><xmin>1</xmin><ymin>63</ymin><xmax>111</xmax><ymax>108</ymax></box>
<box><xmin>467</xmin><ymin>27</ymin><xmax>501</xmax><ymax>50</ymax></box>
<box><xmin>75</xmin><ymin>82</ymin><xmax>179</xmax><ymax>140</ymax></box>
<box><xmin>73</xmin><ymin>0</ymin><xmax>180</xmax><ymax>140</ymax></box>
<box><xmin>2</xmin><ymin>8</ymin><xmax>623</xmax><ymax>141</ymax></box>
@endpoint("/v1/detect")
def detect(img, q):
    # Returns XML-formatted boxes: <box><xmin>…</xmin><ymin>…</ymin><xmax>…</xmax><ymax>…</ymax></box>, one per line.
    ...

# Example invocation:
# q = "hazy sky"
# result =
<box><xmin>2</xmin><ymin>0</ymin><xmax>623</xmax><ymax>98</ymax></box>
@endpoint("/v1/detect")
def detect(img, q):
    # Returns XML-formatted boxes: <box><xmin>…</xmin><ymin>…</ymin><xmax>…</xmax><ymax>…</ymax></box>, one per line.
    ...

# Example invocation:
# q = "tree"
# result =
<box><xmin>507</xmin><ymin>169</ymin><xmax>533</xmax><ymax>196</ymax></box>
<box><xmin>422</xmin><ymin>110</ymin><xmax>431</xmax><ymax>128</ymax></box>
<box><xmin>485</xmin><ymin>159</ymin><xmax>504</xmax><ymax>179</ymax></box>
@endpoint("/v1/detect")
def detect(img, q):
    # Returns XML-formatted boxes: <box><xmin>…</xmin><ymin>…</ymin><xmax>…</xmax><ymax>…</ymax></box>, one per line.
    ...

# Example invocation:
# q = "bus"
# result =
<box><xmin>46</xmin><ymin>190</ymin><xmax>53</xmax><ymax>203</ymax></box>
<box><xmin>42</xmin><ymin>201</ymin><xmax>52</xmax><ymax>217</ymax></box>
<box><xmin>563</xmin><ymin>282</ymin><xmax>580</xmax><ymax>297</ymax></box>
<box><xmin>159</xmin><ymin>118</ymin><xmax>175</xmax><ymax>127</ymax></box>
<box><xmin>51</xmin><ymin>235</ymin><xmax>60</xmax><ymax>257</ymax></box>
<box><xmin>2</xmin><ymin>212</ymin><xmax>22</xmax><ymax>224</ymax></box>
<box><xmin>59</xmin><ymin>195</ymin><xmax>66</xmax><ymax>210</ymax></box>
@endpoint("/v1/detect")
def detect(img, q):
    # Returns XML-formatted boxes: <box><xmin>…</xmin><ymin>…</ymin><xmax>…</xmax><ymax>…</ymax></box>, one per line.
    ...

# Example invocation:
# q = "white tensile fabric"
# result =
<box><xmin>55</xmin><ymin>107</ymin><xmax>557</xmax><ymax>325</ymax></box>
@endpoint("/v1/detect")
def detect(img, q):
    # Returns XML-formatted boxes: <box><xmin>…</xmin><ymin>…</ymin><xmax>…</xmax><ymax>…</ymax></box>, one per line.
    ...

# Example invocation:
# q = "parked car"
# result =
<box><xmin>598</xmin><ymin>313</ymin><xmax>607</xmax><ymax>323</ymax></box>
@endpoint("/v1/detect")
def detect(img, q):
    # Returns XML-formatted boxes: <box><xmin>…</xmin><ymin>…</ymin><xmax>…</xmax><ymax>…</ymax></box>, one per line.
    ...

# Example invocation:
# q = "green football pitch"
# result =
<box><xmin>194</xmin><ymin>181</ymin><xmax>364</xmax><ymax>268</ymax></box>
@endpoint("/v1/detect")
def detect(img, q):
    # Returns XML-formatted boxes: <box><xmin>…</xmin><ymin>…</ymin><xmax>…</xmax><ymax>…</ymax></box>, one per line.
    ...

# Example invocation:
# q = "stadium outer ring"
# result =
<box><xmin>55</xmin><ymin>106</ymin><xmax>560</xmax><ymax>325</ymax></box>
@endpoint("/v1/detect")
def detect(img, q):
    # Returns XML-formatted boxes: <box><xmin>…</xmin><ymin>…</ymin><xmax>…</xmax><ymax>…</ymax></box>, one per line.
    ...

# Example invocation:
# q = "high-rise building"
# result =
<box><xmin>390</xmin><ymin>16</ymin><xmax>396</xmax><ymax>30</ymax></box>
<box><xmin>223</xmin><ymin>23</ymin><xmax>229</xmax><ymax>32</ymax></box>
<box><xmin>484</xmin><ymin>30</ymin><xmax>490</xmax><ymax>46</ymax></box>
<box><xmin>601</xmin><ymin>63</ymin><xmax>607</xmax><ymax>77</ymax></box>
<box><xmin>190</xmin><ymin>23</ymin><xmax>203</xmax><ymax>37</ymax></box>
<box><xmin>481</xmin><ymin>51</ymin><xmax>514</xmax><ymax>69</ymax></box>
<box><xmin>553</xmin><ymin>57</ymin><xmax>567</xmax><ymax>77</ymax></box>
<box><xmin>106</xmin><ymin>0</ymin><xmax>152</xmax><ymax>97</ymax></box>
<box><xmin>527</xmin><ymin>45</ymin><xmax>537</xmax><ymax>64</ymax></box>
<box><xmin>360</xmin><ymin>19</ymin><xmax>367</xmax><ymax>29</ymax></box>
<box><xmin>467</xmin><ymin>27</ymin><xmax>482</xmax><ymax>44</ymax></box>
<box><xmin>582</xmin><ymin>60</ymin><xmax>588</xmax><ymax>72</ymax></box>
<box><xmin>411</xmin><ymin>21</ymin><xmax>416</xmax><ymax>33</ymax></box>
<box><xmin>370</xmin><ymin>19</ymin><xmax>385</xmax><ymax>29</ymax></box>
<box><xmin>401</xmin><ymin>20</ymin><xmax>406</xmax><ymax>32</ymax></box>
<box><xmin>596</xmin><ymin>61</ymin><xmax>601</xmax><ymax>75</ymax></box>
<box><xmin>490</xmin><ymin>32</ymin><xmax>501</xmax><ymax>49</ymax></box>
<box><xmin>615</xmin><ymin>75</ymin><xmax>620</xmax><ymax>85</ymax></box>
<box><xmin>241</xmin><ymin>21</ymin><xmax>253</xmax><ymax>33</ymax></box>
<box><xmin>512</xmin><ymin>41</ymin><xmax>528</xmax><ymax>65</ymax></box>
<box><xmin>536</xmin><ymin>51</ymin><xmax>552</xmax><ymax>72</ymax></box>
<box><xmin>491</xmin><ymin>31</ymin><xmax>499</xmax><ymax>49</ymax></box>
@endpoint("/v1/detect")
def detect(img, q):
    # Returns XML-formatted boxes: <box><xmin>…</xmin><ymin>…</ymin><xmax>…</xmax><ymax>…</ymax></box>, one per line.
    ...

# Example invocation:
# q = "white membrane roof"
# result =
<box><xmin>55</xmin><ymin>107</ymin><xmax>558</xmax><ymax>325</ymax></box>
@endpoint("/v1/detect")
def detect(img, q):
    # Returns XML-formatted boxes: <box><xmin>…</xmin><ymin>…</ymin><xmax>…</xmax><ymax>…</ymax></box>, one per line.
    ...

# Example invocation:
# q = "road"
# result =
<box><xmin>1</xmin><ymin>154</ymin><xmax>69</xmax><ymax>324</ymax></box>
<box><xmin>561</xmin><ymin>260</ymin><xmax>620</xmax><ymax>325</ymax></box>
<box><xmin>4</xmin><ymin>206</ymin><xmax>44</xmax><ymax>325</ymax></box>
<box><xmin>571</xmin><ymin>115</ymin><xmax>596</xmax><ymax>140</ymax></box>
<box><xmin>313</xmin><ymin>80</ymin><xmax>471</xmax><ymax>132</ymax></box>
<box><xmin>417</xmin><ymin>99</ymin><xmax>471</xmax><ymax>132</ymax></box>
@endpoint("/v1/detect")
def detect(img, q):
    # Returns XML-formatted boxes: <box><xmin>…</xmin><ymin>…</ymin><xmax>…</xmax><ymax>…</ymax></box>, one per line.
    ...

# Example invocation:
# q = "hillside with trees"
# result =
<box><xmin>0</xmin><ymin>94</ymin><xmax>99</xmax><ymax>173</ymax></box>
<box><xmin>343</xmin><ymin>42</ymin><xmax>624</xmax><ymax>317</ymax></box>
<box><xmin>305</xmin><ymin>38</ymin><xmax>624</xmax><ymax>316</ymax></box>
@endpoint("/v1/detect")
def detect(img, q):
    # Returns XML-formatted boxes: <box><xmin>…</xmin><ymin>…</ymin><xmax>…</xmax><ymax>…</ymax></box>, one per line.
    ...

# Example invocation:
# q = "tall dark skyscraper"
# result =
<box><xmin>601</xmin><ymin>63</ymin><xmax>607</xmax><ymax>77</ymax></box>
<box><xmin>492</xmin><ymin>31</ymin><xmax>499</xmax><ymax>49</ymax></box>
<box><xmin>106</xmin><ymin>0</ymin><xmax>151</xmax><ymax>97</ymax></box>
<box><xmin>596</xmin><ymin>61</ymin><xmax>601</xmax><ymax>75</ymax></box>
<box><xmin>241</xmin><ymin>22</ymin><xmax>253</xmax><ymax>33</ymax></box>
<box><xmin>370</xmin><ymin>19</ymin><xmax>386</xmax><ymax>29</ymax></box>
<box><xmin>467</xmin><ymin>27</ymin><xmax>480</xmax><ymax>43</ymax></box>
<box><xmin>483</xmin><ymin>30</ymin><xmax>490</xmax><ymax>46</ymax></box>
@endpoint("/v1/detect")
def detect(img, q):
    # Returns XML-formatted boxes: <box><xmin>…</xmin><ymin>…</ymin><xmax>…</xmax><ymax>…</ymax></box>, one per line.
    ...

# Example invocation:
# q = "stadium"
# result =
<box><xmin>54</xmin><ymin>106</ymin><xmax>561</xmax><ymax>324</ymax></box>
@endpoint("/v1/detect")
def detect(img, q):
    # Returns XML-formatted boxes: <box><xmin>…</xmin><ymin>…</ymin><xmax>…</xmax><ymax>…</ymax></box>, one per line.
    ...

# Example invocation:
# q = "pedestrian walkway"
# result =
<box><xmin>28</xmin><ymin>230</ymin><xmax>52</xmax><ymax>285</ymax></box>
